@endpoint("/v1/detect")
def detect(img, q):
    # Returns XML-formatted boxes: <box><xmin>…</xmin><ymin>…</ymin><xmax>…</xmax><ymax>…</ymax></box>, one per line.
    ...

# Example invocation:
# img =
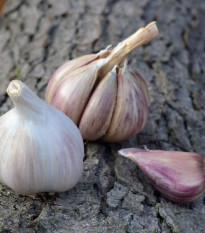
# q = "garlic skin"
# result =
<box><xmin>79</xmin><ymin>67</ymin><xmax>117</xmax><ymax>140</ymax></box>
<box><xmin>102</xmin><ymin>68</ymin><xmax>149</xmax><ymax>142</ymax></box>
<box><xmin>0</xmin><ymin>80</ymin><xmax>84</xmax><ymax>195</ymax></box>
<box><xmin>49</xmin><ymin>58</ymin><xmax>108</xmax><ymax>125</ymax></box>
<box><xmin>119</xmin><ymin>149</ymin><xmax>205</xmax><ymax>203</ymax></box>
<box><xmin>46</xmin><ymin>22</ymin><xmax>158</xmax><ymax>142</ymax></box>
<box><xmin>46</xmin><ymin>49</ymin><xmax>110</xmax><ymax>105</ymax></box>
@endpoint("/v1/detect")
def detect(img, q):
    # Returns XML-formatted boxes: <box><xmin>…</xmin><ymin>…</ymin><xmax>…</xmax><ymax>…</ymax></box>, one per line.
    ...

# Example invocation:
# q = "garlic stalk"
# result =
<box><xmin>46</xmin><ymin>22</ymin><xmax>158</xmax><ymax>142</ymax></box>
<box><xmin>0</xmin><ymin>80</ymin><xmax>84</xmax><ymax>195</ymax></box>
<box><xmin>119</xmin><ymin>148</ymin><xmax>205</xmax><ymax>203</ymax></box>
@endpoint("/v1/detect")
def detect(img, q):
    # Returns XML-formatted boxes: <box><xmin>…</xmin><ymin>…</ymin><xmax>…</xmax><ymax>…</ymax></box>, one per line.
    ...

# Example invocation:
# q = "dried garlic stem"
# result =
<box><xmin>100</xmin><ymin>22</ymin><xmax>158</xmax><ymax>77</ymax></box>
<box><xmin>120</xmin><ymin>22</ymin><xmax>158</xmax><ymax>54</ymax></box>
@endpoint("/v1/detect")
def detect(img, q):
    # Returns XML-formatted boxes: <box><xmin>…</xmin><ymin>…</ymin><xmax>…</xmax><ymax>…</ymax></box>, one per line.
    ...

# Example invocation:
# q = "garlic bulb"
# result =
<box><xmin>119</xmin><ymin>148</ymin><xmax>205</xmax><ymax>203</ymax></box>
<box><xmin>0</xmin><ymin>80</ymin><xmax>84</xmax><ymax>195</ymax></box>
<box><xmin>46</xmin><ymin>22</ymin><xmax>158</xmax><ymax>142</ymax></box>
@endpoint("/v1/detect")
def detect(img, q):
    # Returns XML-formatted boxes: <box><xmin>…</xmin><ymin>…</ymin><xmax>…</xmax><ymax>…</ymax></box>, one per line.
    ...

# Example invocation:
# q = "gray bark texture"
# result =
<box><xmin>0</xmin><ymin>0</ymin><xmax>205</xmax><ymax>232</ymax></box>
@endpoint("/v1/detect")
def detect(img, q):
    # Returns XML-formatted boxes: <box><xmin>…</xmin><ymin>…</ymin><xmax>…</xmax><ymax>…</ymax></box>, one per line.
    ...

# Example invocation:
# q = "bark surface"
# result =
<box><xmin>0</xmin><ymin>0</ymin><xmax>205</xmax><ymax>232</ymax></box>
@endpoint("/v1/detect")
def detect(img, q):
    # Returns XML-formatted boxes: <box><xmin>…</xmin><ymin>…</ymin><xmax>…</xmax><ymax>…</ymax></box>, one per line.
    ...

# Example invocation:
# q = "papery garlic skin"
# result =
<box><xmin>119</xmin><ymin>149</ymin><xmax>205</xmax><ymax>203</ymax></box>
<box><xmin>79</xmin><ymin>67</ymin><xmax>117</xmax><ymax>140</ymax></box>
<box><xmin>102</xmin><ymin>68</ymin><xmax>149</xmax><ymax>142</ymax></box>
<box><xmin>49</xmin><ymin>59</ymin><xmax>107</xmax><ymax>125</ymax></box>
<box><xmin>0</xmin><ymin>80</ymin><xmax>84</xmax><ymax>195</ymax></box>
<box><xmin>46</xmin><ymin>49</ymin><xmax>110</xmax><ymax>104</ymax></box>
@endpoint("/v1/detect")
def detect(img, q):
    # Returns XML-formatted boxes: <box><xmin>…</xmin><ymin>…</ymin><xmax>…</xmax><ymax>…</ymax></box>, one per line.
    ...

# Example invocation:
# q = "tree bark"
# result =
<box><xmin>0</xmin><ymin>0</ymin><xmax>204</xmax><ymax>232</ymax></box>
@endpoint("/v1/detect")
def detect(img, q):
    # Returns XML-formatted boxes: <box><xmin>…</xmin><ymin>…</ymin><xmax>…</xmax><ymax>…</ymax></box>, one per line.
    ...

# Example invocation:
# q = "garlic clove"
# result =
<box><xmin>50</xmin><ymin>58</ymin><xmax>108</xmax><ymax>125</ymax></box>
<box><xmin>46</xmin><ymin>49</ymin><xmax>110</xmax><ymax>103</ymax></box>
<box><xmin>119</xmin><ymin>148</ymin><xmax>205</xmax><ymax>203</ymax></box>
<box><xmin>0</xmin><ymin>80</ymin><xmax>84</xmax><ymax>195</ymax></box>
<box><xmin>79</xmin><ymin>67</ymin><xmax>117</xmax><ymax>140</ymax></box>
<box><xmin>102</xmin><ymin>66</ymin><xmax>149</xmax><ymax>142</ymax></box>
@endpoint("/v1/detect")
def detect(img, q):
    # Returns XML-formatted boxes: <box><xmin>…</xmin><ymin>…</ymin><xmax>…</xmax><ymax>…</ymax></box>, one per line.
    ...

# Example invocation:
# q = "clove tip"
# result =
<box><xmin>118</xmin><ymin>148</ymin><xmax>134</xmax><ymax>157</ymax></box>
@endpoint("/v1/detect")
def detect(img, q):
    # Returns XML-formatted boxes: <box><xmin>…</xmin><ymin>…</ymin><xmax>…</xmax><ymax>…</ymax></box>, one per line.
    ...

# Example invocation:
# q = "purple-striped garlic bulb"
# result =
<box><xmin>46</xmin><ymin>22</ymin><xmax>158</xmax><ymax>142</ymax></box>
<box><xmin>0</xmin><ymin>80</ymin><xmax>84</xmax><ymax>195</ymax></box>
<box><xmin>119</xmin><ymin>148</ymin><xmax>205</xmax><ymax>203</ymax></box>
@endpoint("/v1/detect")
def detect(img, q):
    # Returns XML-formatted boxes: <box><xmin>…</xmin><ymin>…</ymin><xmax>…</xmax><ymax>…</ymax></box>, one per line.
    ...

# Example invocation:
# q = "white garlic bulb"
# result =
<box><xmin>0</xmin><ymin>80</ymin><xmax>84</xmax><ymax>195</ymax></box>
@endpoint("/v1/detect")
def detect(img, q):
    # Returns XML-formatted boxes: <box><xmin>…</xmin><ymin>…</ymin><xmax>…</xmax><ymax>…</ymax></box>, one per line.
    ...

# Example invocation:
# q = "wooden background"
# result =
<box><xmin>0</xmin><ymin>0</ymin><xmax>204</xmax><ymax>232</ymax></box>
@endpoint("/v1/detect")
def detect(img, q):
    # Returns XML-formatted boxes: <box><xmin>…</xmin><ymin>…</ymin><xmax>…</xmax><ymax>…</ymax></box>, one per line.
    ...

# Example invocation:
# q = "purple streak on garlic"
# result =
<box><xmin>50</xmin><ymin>59</ymin><xmax>108</xmax><ymax>125</ymax></box>
<box><xmin>118</xmin><ymin>148</ymin><xmax>205</xmax><ymax>203</ymax></box>
<box><xmin>102</xmin><ymin>67</ymin><xmax>149</xmax><ymax>142</ymax></box>
<box><xmin>0</xmin><ymin>80</ymin><xmax>84</xmax><ymax>195</ymax></box>
<box><xmin>46</xmin><ymin>49</ymin><xmax>110</xmax><ymax>104</ymax></box>
<box><xmin>79</xmin><ymin>67</ymin><xmax>117</xmax><ymax>140</ymax></box>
